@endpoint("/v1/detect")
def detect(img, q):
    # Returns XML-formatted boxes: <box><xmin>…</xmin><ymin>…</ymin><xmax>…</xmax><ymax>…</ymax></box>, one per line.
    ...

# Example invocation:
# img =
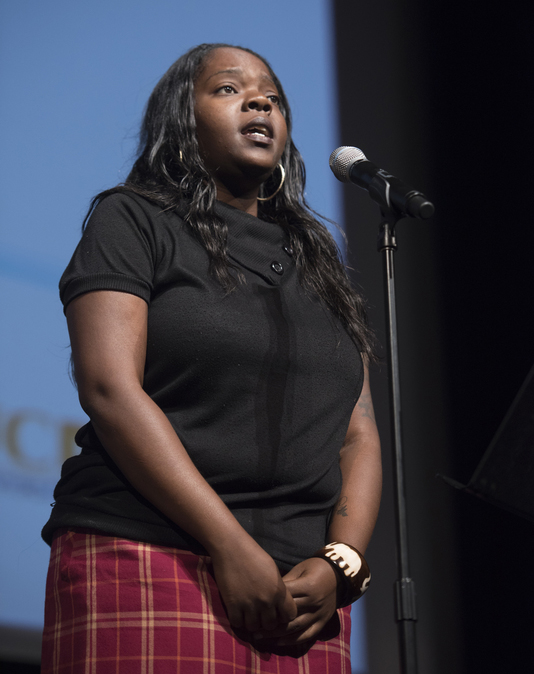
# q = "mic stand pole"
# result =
<box><xmin>377</xmin><ymin>208</ymin><xmax>418</xmax><ymax>674</ymax></box>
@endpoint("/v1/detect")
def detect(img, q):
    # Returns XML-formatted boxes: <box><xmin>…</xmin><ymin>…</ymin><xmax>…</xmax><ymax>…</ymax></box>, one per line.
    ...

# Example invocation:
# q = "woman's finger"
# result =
<box><xmin>254</xmin><ymin>611</ymin><xmax>314</xmax><ymax>641</ymax></box>
<box><xmin>260</xmin><ymin>605</ymin><xmax>279</xmax><ymax>632</ymax></box>
<box><xmin>243</xmin><ymin>607</ymin><xmax>262</xmax><ymax>633</ymax></box>
<box><xmin>278</xmin><ymin>586</ymin><xmax>298</xmax><ymax>623</ymax></box>
<box><xmin>276</xmin><ymin>623</ymin><xmax>321</xmax><ymax>645</ymax></box>
<box><xmin>283</xmin><ymin>578</ymin><xmax>316</xmax><ymax>603</ymax></box>
<box><xmin>226</xmin><ymin>605</ymin><xmax>245</xmax><ymax>629</ymax></box>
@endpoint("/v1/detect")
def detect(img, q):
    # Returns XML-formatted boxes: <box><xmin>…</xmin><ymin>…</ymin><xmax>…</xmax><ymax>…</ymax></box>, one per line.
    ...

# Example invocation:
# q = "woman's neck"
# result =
<box><xmin>215</xmin><ymin>185</ymin><xmax>259</xmax><ymax>217</ymax></box>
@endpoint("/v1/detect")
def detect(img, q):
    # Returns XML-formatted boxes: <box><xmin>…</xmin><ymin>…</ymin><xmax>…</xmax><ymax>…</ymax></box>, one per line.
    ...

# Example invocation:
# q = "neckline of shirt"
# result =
<box><xmin>214</xmin><ymin>201</ymin><xmax>293</xmax><ymax>286</ymax></box>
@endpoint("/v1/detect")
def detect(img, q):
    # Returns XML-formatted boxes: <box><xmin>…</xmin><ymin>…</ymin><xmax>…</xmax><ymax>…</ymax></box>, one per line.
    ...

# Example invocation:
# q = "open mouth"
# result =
<box><xmin>241</xmin><ymin>118</ymin><xmax>274</xmax><ymax>143</ymax></box>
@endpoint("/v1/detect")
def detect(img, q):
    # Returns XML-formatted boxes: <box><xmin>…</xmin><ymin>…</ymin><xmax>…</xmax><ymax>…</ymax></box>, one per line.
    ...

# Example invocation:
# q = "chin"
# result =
<box><xmin>240</xmin><ymin>159</ymin><xmax>279</xmax><ymax>181</ymax></box>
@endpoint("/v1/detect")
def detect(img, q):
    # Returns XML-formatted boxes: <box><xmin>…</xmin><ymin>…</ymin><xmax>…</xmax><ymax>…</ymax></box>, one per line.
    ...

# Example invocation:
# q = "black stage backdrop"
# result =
<box><xmin>333</xmin><ymin>1</ymin><xmax>534</xmax><ymax>673</ymax></box>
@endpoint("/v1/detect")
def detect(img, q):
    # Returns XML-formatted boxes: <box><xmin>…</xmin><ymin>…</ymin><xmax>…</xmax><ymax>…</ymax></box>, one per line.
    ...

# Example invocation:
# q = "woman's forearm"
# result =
<box><xmin>327</xmin><ymin>438</ymin><xmax>382</xmax><ymax>554</ymax></box>
<box><xmin>327</xmin><ymin>367</ymin><xmax>382</xmax><ymax>554</ymax></box>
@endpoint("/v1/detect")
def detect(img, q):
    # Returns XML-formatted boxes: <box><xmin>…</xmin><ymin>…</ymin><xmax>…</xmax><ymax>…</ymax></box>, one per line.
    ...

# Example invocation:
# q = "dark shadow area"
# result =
<box><xmin>333</xmin><ymin>0</ymin><xmax>534</xmax><ymax>672</ymax></box>
<box><xmin>0</xmin><ymin>661</ymin><xmax>40</xmax><ymax>673</ymax></box>
<box><xmin>422</xmin><ymin>2</ymin><xmax>534</xmax><ymax>672</ymax></box>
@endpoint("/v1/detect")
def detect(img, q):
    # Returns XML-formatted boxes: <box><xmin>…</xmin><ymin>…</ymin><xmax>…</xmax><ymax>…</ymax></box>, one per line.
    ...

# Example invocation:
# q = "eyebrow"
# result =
<box><xmin>205</xmin><ymin>67</ymin><xmax>275</xmax><ymax>86</ymax></box>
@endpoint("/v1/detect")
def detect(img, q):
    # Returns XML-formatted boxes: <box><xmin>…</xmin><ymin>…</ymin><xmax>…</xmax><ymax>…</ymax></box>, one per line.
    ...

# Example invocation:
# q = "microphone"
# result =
<box><xmin>329</xmin><ymin>146</ymin><xmax>434</xmax><ymax>219</ymax></box>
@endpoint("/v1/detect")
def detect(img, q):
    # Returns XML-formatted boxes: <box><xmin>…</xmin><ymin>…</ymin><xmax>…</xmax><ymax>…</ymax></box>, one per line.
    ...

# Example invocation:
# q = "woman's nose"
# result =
<box><xmin>245</xmin><ymin>94</ymin><xmax>272</xmax><ymax>113</ymax></box>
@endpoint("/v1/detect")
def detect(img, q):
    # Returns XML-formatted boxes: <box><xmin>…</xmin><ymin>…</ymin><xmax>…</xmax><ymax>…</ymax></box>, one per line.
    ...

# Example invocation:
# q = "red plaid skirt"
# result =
<box><xmin>41</xmin><ymin>529</ymin><xmax>351</xmax><ymax>673</ymax></box>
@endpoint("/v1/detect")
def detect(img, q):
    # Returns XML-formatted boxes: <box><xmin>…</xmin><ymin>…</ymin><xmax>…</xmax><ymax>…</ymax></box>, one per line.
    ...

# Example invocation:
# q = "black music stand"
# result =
<box><xmin>442</xmin><ymin>363</ymin><xmax>534</xmax><ymax>522</ymax></box>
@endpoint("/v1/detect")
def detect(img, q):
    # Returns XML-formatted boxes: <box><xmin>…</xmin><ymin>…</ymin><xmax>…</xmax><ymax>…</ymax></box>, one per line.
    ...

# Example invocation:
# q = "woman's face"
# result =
<box><xmin>194</xmin><ymin>47</ymin><xmax>288</xmax><ymax>198</ymax></box>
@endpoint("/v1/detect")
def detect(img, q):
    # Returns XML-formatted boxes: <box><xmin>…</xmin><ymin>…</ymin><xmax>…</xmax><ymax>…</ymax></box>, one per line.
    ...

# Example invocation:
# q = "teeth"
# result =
<box><xmin>248</xmin><ymin>126</ymin><xmax>267</xmax><ymax>136</ymax></box>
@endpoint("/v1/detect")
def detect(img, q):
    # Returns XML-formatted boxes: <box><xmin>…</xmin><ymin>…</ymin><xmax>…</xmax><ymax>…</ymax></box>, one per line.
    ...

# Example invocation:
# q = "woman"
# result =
<box><xmin>41</xmin><ymin>43</ymin><xmax>382</xmax><ymax>673</ymax></box>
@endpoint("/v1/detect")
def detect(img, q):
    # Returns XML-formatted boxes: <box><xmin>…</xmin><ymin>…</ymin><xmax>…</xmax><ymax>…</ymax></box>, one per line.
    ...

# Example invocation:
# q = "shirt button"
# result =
<box><xmin>271</xmin><ymin>261</ymin><xmax>284</xmax><ymax>275</ymax></box>
<box><xmin>283</xmin><ymin>245</ymin><xmax>294</xmax><ymax>256</ymax></box>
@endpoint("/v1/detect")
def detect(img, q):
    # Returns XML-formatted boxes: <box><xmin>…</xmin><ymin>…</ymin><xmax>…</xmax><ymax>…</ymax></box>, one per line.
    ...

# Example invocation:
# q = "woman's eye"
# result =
<box><xmin>218</xmin><ymin>85</ymin><xmax>236</xmax><ymax>94</ymax></box>
<box><xmin>268</xmin><ymin>94</ymin><xmax>280</xmax><ymax>105</ymax></box>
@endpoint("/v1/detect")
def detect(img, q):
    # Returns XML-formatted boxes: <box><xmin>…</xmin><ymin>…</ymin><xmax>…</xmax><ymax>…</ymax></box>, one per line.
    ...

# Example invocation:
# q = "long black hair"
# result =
<box><xmin>86</xmin><ymin>43</ymin><xmax>376</xmax><ymax>360</ymax></box>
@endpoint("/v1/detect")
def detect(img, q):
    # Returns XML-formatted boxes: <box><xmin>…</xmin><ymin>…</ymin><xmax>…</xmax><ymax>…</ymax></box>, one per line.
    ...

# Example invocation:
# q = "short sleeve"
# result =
<box><xmin>59</xmin><ymin>193</ymin><xmax>160</xmax><ymax>310</ymax></box>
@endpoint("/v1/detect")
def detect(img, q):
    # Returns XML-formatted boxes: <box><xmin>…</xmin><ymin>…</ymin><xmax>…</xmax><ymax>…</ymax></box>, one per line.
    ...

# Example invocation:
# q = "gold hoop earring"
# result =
<box><xmin>179</xmin><ymin>150</ymin><xmax>184</xmax><ymax>162</ymax></box>
<box><xmin>257</xmin><ymin>163</ymin><xmax>286</xmax><ymax>202</ymax></box>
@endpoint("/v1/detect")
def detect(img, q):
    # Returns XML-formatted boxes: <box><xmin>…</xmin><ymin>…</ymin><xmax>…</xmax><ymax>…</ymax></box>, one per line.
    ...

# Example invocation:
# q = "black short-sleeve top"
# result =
<box><xmin>42</xmin><ymin>192</ymin><xmax>364</xmax><ymax>573</ymax></box>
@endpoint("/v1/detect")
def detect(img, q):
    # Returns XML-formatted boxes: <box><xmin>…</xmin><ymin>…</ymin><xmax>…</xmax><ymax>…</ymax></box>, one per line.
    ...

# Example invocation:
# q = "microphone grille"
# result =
<box><xmin>329</xmin><ymin>146</ymin><xmax>367</xmax><ymax>182</ymax></box>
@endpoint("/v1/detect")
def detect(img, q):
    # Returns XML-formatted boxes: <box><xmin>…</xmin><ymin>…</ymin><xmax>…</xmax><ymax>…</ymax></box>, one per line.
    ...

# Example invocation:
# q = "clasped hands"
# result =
<box><xmin>254</xmin><ymin>557</ymin><xmax>341</xmax><ymax>647</ymax></box>
<box><xmin>212</xmin><ymin>547</ymin><xmax>340</xmax><ymax>647</ymax></box>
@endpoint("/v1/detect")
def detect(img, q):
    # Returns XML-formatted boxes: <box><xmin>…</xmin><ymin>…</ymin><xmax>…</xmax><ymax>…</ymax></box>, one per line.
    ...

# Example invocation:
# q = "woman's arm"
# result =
<box><xmin>258</xmin><ymin>361</ymin><xmax>382</xmax><ymax>644</ymax></box>
<box><xmin>67</xmin><ymin>290</ymin><xmax>297</xmax><ymax>632</ymax></box>
<box><xmin>327</xmin><ymin>360</ymin><xmax>382</xmax><ymax>552</ymax></box>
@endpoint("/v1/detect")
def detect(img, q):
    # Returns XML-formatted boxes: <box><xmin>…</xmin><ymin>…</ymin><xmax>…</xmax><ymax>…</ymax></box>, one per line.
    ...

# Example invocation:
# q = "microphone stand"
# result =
<box><xmin>366</xmin><ymin>167</ymin><xmax>428</xmax><ymax>673</ymax></box>
<box><xmin>377</xmin><ymin>208</ymin><xmax>418</xmax><ymax>674</ymax></box>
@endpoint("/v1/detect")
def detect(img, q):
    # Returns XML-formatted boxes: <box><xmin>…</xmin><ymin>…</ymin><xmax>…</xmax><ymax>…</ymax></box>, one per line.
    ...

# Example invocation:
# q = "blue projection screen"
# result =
<box><xmin>0</xmin><ymin>2</ymin><xmax>367</xmax><ymax>670</ymax></box>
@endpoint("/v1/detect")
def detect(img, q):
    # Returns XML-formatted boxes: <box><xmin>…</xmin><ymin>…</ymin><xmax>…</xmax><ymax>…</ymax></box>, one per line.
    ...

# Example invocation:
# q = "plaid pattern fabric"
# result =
<box><xmin>42</xmin><ymin>529</ymin><xmax>352</xmax><ymax>673</ymax></box>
